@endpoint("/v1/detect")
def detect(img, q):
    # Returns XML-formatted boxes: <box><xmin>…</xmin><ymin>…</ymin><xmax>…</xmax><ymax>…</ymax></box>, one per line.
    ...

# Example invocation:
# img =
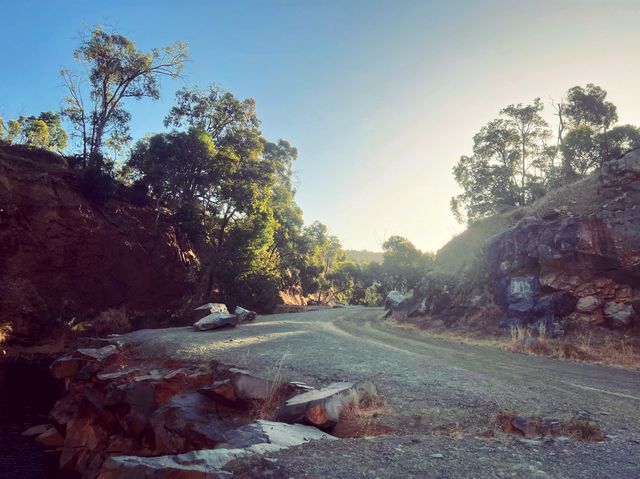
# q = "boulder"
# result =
<box><xmin>35</xmin><ymin>425</ymin><xmax>65</xmax><ymax>448</ymax></box>
<box><xmin>77</xmin><ymin>345</ymin><xmax>119</xmax><ymax>361</ymax></box>
<box><xmin>603</xmin><ymin>301</ymin><xmax>635</xmax><ymax>328</ymax></box>
<box><xmin>98</xmin><ymin>447</ymin><xmax>268</xmax><ymax>479</ymax></box>
<box><xmin>50</xmin><ymin>354</ymin><xmax>81</xmax><ymax>379</ymax></box>
<box><xmin>193</xmin><ymin>313</ymin><xmax>239</xmax><ymax>331</ymax></box>
<box><xmin>485</xmin><ymin>153</ymin><xmax>640</xmax><ymax>334</ymax></box>
<box><xmin>277</xmin><ymin>380</ymin><xmax>378</xmax><ymax>429</ymax></box>
<box><xmin>198</xmin><ymin>368</ymin><xmax>277</xmax><ymax>407</ymax></box>
<box><xmin>149</xmin><ymin>391</ymin><xmax>237</xmax><ymax>454</ymax></box>
<box><xmin>220</xmin><ymin>419</ymin><xmax>336</xmax><ymax>449</ymax></box>
<box><xmin>234</xmin><ymin>306</ymin><xmax>257</xmax><ymax>322</ymax></box>
<box><xmin>98</xmin><ymin>420</ymin><xmax>335</xmax><ymax>479</ymax></box>
<box><xmin>384</xmin><ymin>291</ymin><xmax>405</xmax><ymax>310</ymax></box>
<box><xmin>576</xmin><ymin>296</ymin><xmax>604</xmax><ymax>314</ymax></box>
<box><xmin>192</xmin><ymin>303</ymin><xmax>229</xmax><ymax>322</ymax></box>
<box><xmin>22</xmin><ymin>423</ymin><xmax>51</xmax><ymax>438</ymax></box>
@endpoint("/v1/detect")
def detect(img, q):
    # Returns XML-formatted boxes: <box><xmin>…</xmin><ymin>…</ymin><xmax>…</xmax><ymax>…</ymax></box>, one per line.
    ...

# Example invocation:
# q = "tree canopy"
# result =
<box><xmin>0</xmin><ymin>112</ymin><xmax>68</xmax><ymax>151</ymax></box>
<box><xmin>451</xmin><ymin>84</ymin><xmax>640</xmax><ymax>223</ymax></box>
<box><xmin>62</xmin><ymin>26</ymin><xmax>188</xmax><ymax>170</ymax></box>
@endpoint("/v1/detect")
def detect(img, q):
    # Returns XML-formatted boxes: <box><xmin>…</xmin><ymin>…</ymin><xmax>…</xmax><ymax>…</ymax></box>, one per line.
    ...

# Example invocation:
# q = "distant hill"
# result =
<box><xmin>344</xmin><ymin>249</ymin><xmax>383</xmax><ymax>264</ymax></box>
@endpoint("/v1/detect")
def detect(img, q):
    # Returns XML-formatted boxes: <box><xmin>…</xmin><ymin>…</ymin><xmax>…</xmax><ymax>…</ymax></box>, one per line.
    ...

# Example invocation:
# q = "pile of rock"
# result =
<box><xmin>192</xmin><ymin>303</ymin><xmax>257</xmax><ymax>331</ymax></box>
<box><xmin>34</xmin><ymin>337</ymin><xmax>379</xmax><ymax>478</ymax></box>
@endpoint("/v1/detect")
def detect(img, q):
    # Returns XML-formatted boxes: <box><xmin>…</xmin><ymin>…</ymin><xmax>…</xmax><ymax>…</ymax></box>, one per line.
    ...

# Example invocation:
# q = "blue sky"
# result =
<box><xmin>2</xmin><ymin>0</ymin><xmax>639</xmax><ymax>252</ymax></box>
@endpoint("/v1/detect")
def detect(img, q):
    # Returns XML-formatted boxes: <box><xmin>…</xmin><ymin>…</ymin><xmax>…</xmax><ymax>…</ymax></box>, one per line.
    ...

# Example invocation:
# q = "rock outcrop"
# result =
<box><xmin>37</xmin><ymin>332</ymin><xmax>374</xmax><ymax>478</ymax></box>
<box><xmin>392</xmin><ymin>150</ymin><xmax>640</xmax><ymax>339</ymax></box>
<box><xmin>384</xmin><ymin>291</ymin><xmax>405</xmax><ymax>310</ymax></box>
<box><xmin>99</xmin><ymin>421</ymin><xmax>336</xmax><ymax>479</ymax></box>
<box><xmin>486</xmin><ymin>150</ymin><xmax>640</xmax><ymax>334</ymax></box>
<box><xmin>0</xmin><ymin>145</ymin><xmax>198</xmax><ymax>344</ymax></box>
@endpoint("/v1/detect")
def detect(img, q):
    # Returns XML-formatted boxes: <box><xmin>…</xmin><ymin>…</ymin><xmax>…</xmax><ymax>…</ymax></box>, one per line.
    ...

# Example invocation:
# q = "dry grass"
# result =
<box><xmin>332</xmin><ymin>393</ymin><xmax>395</xmax><ymax>438</ymax></box>
<box><xmin>563</xmin><ymin>419</ymin><xmax>606</xmax><ymax>442</ymax></box>
<box><xmin>72</xmin><ymin>307</ymin><xmax>132</xmax><ymax>337</ymax></box>
<box><xmin>0</xmin><ymin>323</ymin><xmax>12</xmax><ymax>344</ymax></box>
<box><xmin>388</xmin><ymin>315</ymin><xmax>640</xmax><ymax>370</ymax></box>
<box><xmin>252</xmin><ymin>352</ymin><xmax>291</xmax><ymax>420</ymax></box>
<box><xmin>497</xmin><ymin>411</ymin><xmax>605</xmax><ymax>442</ymax></box>
<box><xmin>431</xmin><ymin>422</ymin><xmax>465</xmax><ymax>440</ymax></box>
<box><xmin>506</xmin><ymin>328</ymin><xmax>640</xmax><ymax>369</ymax></box>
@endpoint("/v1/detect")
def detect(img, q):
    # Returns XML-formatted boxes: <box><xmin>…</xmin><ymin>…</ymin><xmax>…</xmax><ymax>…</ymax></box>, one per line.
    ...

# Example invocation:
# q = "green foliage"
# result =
<box><xmin>0</xmin><ymin>112</ymin><xmax>68</xmax><ymax>151</ymax></box>
<box><xmin>344</xmin><ymin>249</ymin><xmax>383</xmax><ymax>264</ymax></box>
<box><xmin>452</xmin><ymin>84</ymin><xmax>640</xmax><ymax>224</ymax></box>
<box><xmin>381</xmin><ymin>236</ymin><xmax>433</xmax><ymax>292</ymax></box>
<box><xmin>124</xmin><ymin>85</ymin><xmax>313</xmax><ymax>312</ymax></box>
<box><xmin>127</xmin><ymin>129</ymin><xmax>218</xmax><ymax>206</ymax></box>
<box><xmin>81</xmin><ymin>158</ymin><xmax>115</xmax><ymax>205</ymax></box>
<box><xmin>565</xmin><ymin>84</ymin><xmax>617</xmax><ymax>131</ymax></box>
<box><xmin>165</xmin><ymin>84</ymin><xmax>259</xmax><ymax>135</ymax></box>
<box><xmin>62</xmin><ymin>25</ymin><xmax>188</xmax><ymax>170</ymax></box>
<box><xmin>451</xmin><ymin>99</ymin><xmax>552</xmax><ymax>223</ymax></box>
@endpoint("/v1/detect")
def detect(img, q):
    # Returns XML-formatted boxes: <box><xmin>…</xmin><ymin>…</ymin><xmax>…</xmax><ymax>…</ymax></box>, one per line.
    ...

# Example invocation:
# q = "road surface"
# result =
<box><xmin>124</xmin><ymin>307</ymin><xmax>640</xmax><ymax>478</ymax></box>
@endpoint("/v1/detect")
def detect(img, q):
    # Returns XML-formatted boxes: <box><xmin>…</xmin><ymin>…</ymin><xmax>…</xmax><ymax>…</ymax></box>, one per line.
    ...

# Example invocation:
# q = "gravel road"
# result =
<box><xmin>123</xmin><ymin>307</ymin><xmax>640</xmax><ymax>478</ymax></box>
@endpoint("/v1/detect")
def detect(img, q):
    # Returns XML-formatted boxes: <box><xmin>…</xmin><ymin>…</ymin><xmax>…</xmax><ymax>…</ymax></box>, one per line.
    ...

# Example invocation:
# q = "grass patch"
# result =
<box><xmin>332</xmin><ymin>393</ymin><xmax>395</xmax><ymax>438</ymax></box>
<box><xmin>386</xmin><ymin>315</ymin><xmax>640</xmax><ymax>370</ymax></box>
<box><xmin>497</xmin><ymin>411</ymin><xmax>605</xmax><ymax>442</ymax></box>
<box><xmin>506</xmin><ymin>328</ymin><xmax>640</xmax><ymax>369</ymax></box>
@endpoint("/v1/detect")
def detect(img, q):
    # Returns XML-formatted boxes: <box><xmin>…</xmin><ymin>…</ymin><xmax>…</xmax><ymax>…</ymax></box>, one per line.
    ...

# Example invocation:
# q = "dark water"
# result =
<box><xmin>0</xmin><ymin>362</ymin><xmax>65</xmax><ymax>479</ymax></box>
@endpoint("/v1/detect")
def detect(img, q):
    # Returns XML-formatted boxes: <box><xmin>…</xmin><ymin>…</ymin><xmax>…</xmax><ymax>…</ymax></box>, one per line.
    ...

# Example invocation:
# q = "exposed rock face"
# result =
<box><xmin>99</xmin><ymin>421</ymin><xmax>336</xmax><ymax>479</ymax></box>
<box><xmin>486</xmin><ymin>150</ymin><xmax>640</xmax><ymax>333</ymax></box>
<box><xmin>0</xmin><ymin>146</ymin><xmax>197</xmax><ymax>342</ymax></box>
<box><xmin>384</xmin><ymin>291</ymin><xmax>405</xmax><ymax>310</ymax></box>
<box><xmin>277</xmin><ymin>381</ymin><xmax>378</xmax><ymax>429</ymax></box>
<box><xmin>40</xmin><ymin>336</ymin><xmax>366</xmax><ymax>478</ymax></box>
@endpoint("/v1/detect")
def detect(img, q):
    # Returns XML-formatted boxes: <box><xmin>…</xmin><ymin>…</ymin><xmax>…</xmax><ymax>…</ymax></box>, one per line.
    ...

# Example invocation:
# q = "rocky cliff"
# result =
<box><xmin>486</xmin><ymin>150</ymin><xmax>640</xmax><ymax>334</ymax></box>
<box><xmin>395</xmin><ymin>149</ymin><xmax>640</xmax><ymax>338</ymax></box>
<box><xmin>0</xmin><ymin>145</ymin><xmax>198</xmax><ymax>348</ymax></box>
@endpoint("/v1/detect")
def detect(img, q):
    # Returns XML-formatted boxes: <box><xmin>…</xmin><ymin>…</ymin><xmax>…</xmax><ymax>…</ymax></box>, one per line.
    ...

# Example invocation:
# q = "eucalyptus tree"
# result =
<box><xmin>62</xmin><ymin>26</ymin><xmax>188</xmax><ymax>170</ymax></box>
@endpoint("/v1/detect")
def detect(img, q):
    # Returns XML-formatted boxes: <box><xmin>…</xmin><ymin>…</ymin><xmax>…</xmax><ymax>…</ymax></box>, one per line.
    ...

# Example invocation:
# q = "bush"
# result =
<box><xmin>82</xmin><ymin>165</ymin><xmax>115</xmax><ymax>206</ymax></box>
<box><xmin>81</xmin><ymin>307</ymin><xmax>131</xmax><ymax>337</ymax></box>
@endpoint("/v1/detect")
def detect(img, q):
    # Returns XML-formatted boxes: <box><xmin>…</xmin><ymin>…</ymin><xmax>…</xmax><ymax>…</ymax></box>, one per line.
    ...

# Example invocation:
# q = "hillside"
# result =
<box><xmin>344</xmin><ymin>249</ymin><xmax>384</xmax><ymax>264</ymax></box>
<box><xmin>0</xmin><ymin>145</ymin><xmax>198</xmax><ymax>353</ymax></box>
<box><xmin>393</xmin><ymin>150</ymin><xmax>640</xmax><ymax>365</ymax></box>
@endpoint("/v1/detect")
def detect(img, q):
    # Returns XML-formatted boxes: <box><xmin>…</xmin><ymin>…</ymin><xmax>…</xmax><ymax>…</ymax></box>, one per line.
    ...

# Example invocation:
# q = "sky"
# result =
<box><xmin>1</xmin><ymin>0</ymin><xmax>639</xmax><ymax>252</ymax></box>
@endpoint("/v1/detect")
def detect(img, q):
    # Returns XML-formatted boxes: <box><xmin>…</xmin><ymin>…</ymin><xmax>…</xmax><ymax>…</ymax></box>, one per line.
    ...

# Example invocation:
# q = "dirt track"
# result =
<box><xmin>124</xmin><ymin>307</ymin><xmax>640</xmax><ymax>478</ymax></box>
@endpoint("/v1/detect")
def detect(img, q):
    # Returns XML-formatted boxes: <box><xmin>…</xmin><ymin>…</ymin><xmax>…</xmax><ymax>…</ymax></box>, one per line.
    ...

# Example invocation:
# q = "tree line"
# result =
<box><xmin>451</xmin><ymin>84</ymin><xmax>640</xmax><ymax>223</ymax></box>
<box><xmin>0</xmin><ymin>26</ymin><xmax>432</xmax><ymax>311</ymax></box>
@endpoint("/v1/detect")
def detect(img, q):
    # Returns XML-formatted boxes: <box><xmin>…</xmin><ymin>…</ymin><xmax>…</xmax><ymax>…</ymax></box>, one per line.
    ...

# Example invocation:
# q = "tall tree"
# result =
<box><xmin>452</xmin><ymin>99</ymin><xmax>552</xmax><ymax>222</ymax></box>
<box><xmin>500</xmin><ymin>98</ymin><xmax>550</xmax><ymax>205</ymax></box>
<box><xmin>62</xmin><ymin>26</ymin><xmax>188</xmax><ymax>169</ymax></box>
<box><xmin>381</xmin><ymin>236</ymin><xmax>433</xmax><ymax>292</ymax></box>
<box><xmin>164</xmin><ymin>85</ymin><xmax>259</xmax><ymax>141</ymax></box>
<box><xmin>0</xmin><ymin>112</ymin><xmax>68</xmax><ymax>151</ymax></box>
<box><xmin>559</xmin><ymin>84</ymin><xmax>623</xmax><ymax>176</ymax></box>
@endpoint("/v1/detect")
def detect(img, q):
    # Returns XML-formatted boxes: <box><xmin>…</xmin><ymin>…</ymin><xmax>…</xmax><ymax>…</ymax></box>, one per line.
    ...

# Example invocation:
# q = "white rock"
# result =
<box><xmin>99</xmin><ymin>421</ymin><xmax>335</xmax><ymax>479</ymax></box>
<box><xmin>193</xmin><ymin>313</ymin><xmax>239</xmax><ymax>331</ymax></box>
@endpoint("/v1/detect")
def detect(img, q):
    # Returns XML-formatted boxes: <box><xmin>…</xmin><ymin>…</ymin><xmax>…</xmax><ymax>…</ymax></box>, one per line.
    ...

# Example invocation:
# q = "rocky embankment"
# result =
<box><xmin>28</xmin><ymin>304</ymin><xmax>379</xmax><ymax>478</ymax></box>
<box><xmin>0</xmin><ymin>145</ymin><xmax>197</xmax><ymax>354</ymax></box>
<box><xmin>393</xmin><ymin>149</ymin><xmax>640</xmax><ymax>338</ymax></box>
<box><xmin>486</xmin><ymin>150</ymin><xmax>640</xmax><ymax>334</ymax></box>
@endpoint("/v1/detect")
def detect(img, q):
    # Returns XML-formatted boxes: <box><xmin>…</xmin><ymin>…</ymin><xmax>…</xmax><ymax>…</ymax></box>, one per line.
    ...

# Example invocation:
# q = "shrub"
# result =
<box><xmin>88</xmin><ymin>307</ymin><xmax>131</xmax><ymax>336</ymax></box>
